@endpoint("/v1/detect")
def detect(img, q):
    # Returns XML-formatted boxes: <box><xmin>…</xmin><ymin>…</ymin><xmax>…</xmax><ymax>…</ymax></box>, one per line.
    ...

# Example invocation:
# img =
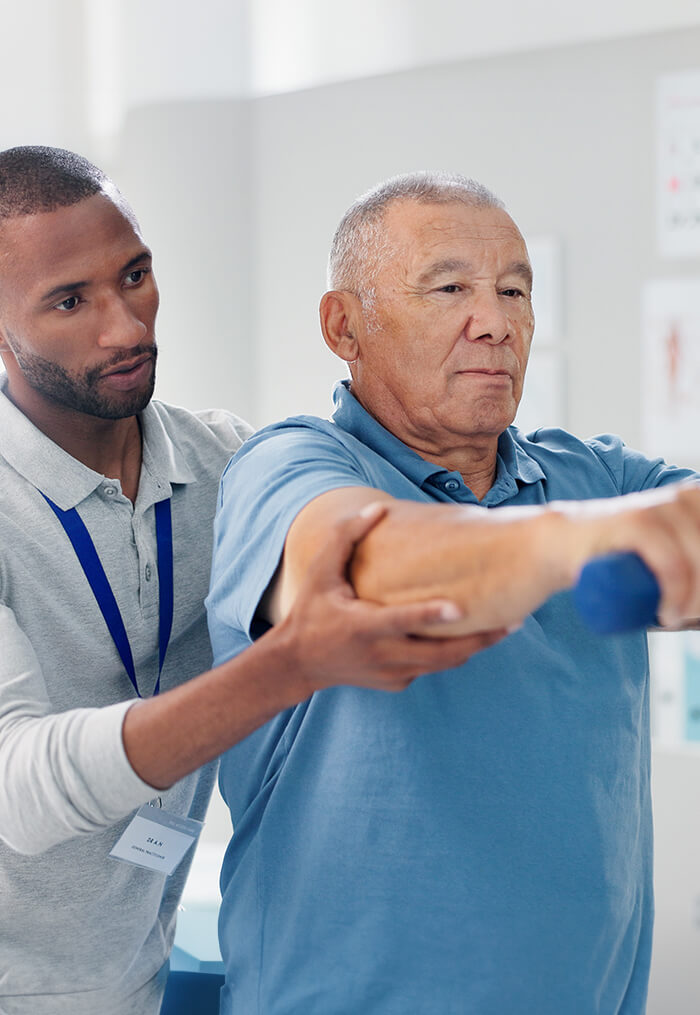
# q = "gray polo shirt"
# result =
<box><xmin>0</xmin><ymin>376</ymin><xmax>251</xmax><ymax>1013</ymax></box>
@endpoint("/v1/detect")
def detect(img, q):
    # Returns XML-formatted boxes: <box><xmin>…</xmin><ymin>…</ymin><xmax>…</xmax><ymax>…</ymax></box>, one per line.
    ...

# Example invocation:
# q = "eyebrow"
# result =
<box><xmin>415</xmin><ymin>259</ymin><xmax>471</xmax><ymax>285</ymax></box>
<box><xmin>416</xmin><ymin>258</ymin><xmax>533</xmax><ymax>289</ymax></box>
<box><xmin>39</xmin><ymin>249</ymin><xmax>153</xmax><ymax>304</ymax></box>
<box><xmin>506</xmin><ymin>260</ymin><xmax>534</xmax><ymax>289</ymax></box>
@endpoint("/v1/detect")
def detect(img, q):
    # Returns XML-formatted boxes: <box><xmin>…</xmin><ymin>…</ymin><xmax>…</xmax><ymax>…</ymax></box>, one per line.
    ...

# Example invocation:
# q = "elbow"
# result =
<box><xmin>0</xmin><ymin>802</ymin><xmax>98</xmax><ymax>853</ymax></box>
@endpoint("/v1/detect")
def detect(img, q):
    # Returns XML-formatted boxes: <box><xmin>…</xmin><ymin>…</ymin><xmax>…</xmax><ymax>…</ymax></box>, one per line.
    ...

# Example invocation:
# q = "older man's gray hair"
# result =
<box><xmin>326</xmin><ymin>171</ymin><xmax>505</xmax><ymax>311</ymax></box>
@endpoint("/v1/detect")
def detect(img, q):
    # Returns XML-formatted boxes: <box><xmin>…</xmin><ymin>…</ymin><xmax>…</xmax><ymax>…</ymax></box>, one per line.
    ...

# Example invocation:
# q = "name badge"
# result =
<box><xmin>109</xmin><ymin>804</ymin><xmax>203</xmax><ymax>876</ymax></box>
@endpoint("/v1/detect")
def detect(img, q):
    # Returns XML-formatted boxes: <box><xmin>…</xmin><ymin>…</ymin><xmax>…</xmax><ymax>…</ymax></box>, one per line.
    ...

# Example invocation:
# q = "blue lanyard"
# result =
<box><xmin>41</xmin><ymin>494</ymin><xmax>174</xmax><ymax>698</ymax></box>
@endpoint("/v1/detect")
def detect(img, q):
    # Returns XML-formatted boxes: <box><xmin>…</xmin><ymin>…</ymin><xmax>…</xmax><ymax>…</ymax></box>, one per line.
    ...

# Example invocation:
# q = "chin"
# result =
<box><xmin>99</xmin><ymin>390</ymin><xmax>154</xmax><ymax>419</ymax></box>
<box><xmin>453</xmin><ymin>412</ymin><xmax>515</xmax><ymax>440</ymax></box>
<box><xmin>85</xmin><ymin>379</ymin><xmax>155</xmax><ymax>420</ymax></box>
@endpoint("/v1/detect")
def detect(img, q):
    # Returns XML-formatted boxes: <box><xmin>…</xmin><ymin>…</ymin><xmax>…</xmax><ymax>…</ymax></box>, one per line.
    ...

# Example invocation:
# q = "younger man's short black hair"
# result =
<box><xmin>0</xmin><ymin>146</ymin><xmax>108</xmax><ymax>219</ymax></box>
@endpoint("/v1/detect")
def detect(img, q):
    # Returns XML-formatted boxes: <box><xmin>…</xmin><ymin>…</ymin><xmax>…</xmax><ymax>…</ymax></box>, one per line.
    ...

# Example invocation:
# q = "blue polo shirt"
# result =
<box><xmin>207</xmin><ymin>381</ymin><xmax>694</xmax><ymax>1015</ymax></box>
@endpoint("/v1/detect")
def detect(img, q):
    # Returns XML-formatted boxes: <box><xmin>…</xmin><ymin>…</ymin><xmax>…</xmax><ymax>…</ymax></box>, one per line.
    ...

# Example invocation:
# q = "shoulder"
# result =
<box><xmin>514</xmin><ymin>427</ymin><xmax>628</xmax><ymax>471</ymax></box>
<box><xmin>144</xmin><ymin>401</ymin><xmax>251</xmax><ymax>474</ymax></box>
<box><xmin>149</xmin><ymin>400</ymin><xmax>254</xmax><ymax>450</ymax></box>
<box><xmin>240</xmin><ymin>413</ymin><xmax>359</xmax><ymax>452</ymax></box>
<box><xmin>512</xmin><ymin>427</ymin><xmax>697</xmax><ymax>496</ymax></box>
<box><xmin>222</xmin><ymin>414</ymin><xmax>370</xmax><ymax>485</ymax></box>
<box><xmin>141</xmin><ymin>401</ymin><xmax>256</xmax><ymax>491</ymax></box>
<box><xmin>213</xmin><ymin>414</ymin><xmax>376</xmax><ymax>562</ymax></box>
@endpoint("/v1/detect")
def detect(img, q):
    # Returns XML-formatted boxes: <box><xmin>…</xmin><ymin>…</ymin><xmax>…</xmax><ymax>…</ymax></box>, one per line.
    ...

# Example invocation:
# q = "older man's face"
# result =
<box><xmin>350</xmin><ymin>199</ymin><xmax>535</xmax><ymax>454</ymax></box>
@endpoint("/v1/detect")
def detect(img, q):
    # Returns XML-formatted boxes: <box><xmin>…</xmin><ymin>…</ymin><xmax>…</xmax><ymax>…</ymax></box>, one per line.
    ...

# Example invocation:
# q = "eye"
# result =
<box><xmin>54</xmin><ymin>295</ymin><xmax>81</xmax><ymax>312</ymax></box>
<box><xmin>437</xmin><ymin>284</ymin><xmax>462</xmax><ymax>294</ymax></box>
<box><xmin>124</xmin><ymin>268</ymin><xmax>149</xmax><ymax>287</ymax></box>
<box><xmin>500</xmin><ymin>287</ymin><xmax>527</xmax><ymax>299</ymax></box>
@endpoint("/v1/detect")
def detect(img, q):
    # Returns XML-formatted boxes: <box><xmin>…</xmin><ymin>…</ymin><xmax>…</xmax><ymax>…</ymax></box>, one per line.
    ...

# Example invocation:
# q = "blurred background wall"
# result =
<box><xmin>4</xmin><ymin>2</ymin><xmax>700</xmax><ymax>1009</ymax></box>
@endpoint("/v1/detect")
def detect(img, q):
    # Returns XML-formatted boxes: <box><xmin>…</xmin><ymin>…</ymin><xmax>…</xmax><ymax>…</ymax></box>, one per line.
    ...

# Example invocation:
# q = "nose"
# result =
<box><xmin>96</xmin><ymin>293</ymin><xmax>148</xmax><ymax>349</ymax></box>
<box><xmin>464</xmin><ymin>289</ymin><xmax>509</xmax><ymax>345</ymax></box>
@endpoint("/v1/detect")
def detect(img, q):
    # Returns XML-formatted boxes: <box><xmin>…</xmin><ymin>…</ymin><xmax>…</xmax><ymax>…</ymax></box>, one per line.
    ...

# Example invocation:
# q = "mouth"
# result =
<box><xmin>102</xmin><ymin>352</ymin><xmax>154</xmax><ymax>377</ymax></box>
<box><xmin>455</xmin><ymin>368</ymin><xmax>511</xmax><ymax>379</ymax></box>
<box><xmin>100</xmin><ymin>353</ymin><xmax>155</xmax><ymax>390</ymax></box>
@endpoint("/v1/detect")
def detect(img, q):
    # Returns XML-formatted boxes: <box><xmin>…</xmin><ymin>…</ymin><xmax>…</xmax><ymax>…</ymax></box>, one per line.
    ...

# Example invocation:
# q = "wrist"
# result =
<box><xmin>541</xmin><ymin>501</ymin><xmax>606</xmax><ymax>587</ymax></box>
<box><xmin>250</xmin><ymin>617</ymin><xmax>317</xmax><ymax>707</ymax></box>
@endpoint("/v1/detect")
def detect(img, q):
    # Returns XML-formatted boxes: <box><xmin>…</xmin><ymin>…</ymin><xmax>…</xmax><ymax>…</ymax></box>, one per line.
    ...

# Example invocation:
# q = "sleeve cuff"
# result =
<box><xmin>78</xmin><ymin>700</ymin><xmax>161</xmax><ymax>820</ymax></box>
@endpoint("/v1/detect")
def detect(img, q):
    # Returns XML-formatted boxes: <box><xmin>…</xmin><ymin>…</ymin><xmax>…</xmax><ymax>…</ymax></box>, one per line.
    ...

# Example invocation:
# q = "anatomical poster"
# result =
<box><xmin>641</xmin><ymin>278</ymin><xmax>700</xmax><ymax>465</ymax></box>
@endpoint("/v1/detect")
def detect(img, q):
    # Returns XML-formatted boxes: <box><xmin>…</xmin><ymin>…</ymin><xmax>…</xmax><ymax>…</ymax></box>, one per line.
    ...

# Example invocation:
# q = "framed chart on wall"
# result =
<box><xmin>657</xmin><ymin>69</ymin><xmax>700</xmax><ymax>259</ymax></box>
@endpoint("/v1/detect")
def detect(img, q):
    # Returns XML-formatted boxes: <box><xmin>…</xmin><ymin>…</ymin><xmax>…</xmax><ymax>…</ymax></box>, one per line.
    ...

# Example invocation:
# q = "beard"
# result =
<box><xmin>11</xmin><ymin>342</ymin><xmax>158</xmax><ymax>420</ymax></box>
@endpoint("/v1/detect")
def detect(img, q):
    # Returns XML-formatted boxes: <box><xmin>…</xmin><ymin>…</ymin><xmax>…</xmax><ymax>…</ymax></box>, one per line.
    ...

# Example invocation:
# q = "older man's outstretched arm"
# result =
<box><xmin>267</xmin><ymin>482</ymin><xmax>700</xmax><ymax>636</ymax></box>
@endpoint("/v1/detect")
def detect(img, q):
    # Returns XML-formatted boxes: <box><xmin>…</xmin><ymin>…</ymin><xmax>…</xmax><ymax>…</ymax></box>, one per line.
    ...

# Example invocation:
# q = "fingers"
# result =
<box><xmin>616</xmin><ymin>487</ymin><xmax>700</xmax><ymax>625</ymax></box>
<box><xmin>577</xmin><ymin>483</ymin><xmax>700</xmax><ymax>629</ymax></box>
<box><xmin>291</xmin><ymin>587</ymin><xmax>510</xmax><ymax>695</ymax></box>
<box><xmin>663</xmin><ymin>486</ymin><xmax>700</xmax><ymax>622</ymax></box>
<box><xmin>372</xmin><ymin>597</ymin><xmax>465</xmax><ymax>632</ymax></box>
<box><xmin>336</xmin><ymin>626</ymin><xmax>510</xmax><ymax>694</ymax></box>
<box><xmin>366</xmin><ymin>628</ymin><xmax>510</xmax><ymax>674</ymax></box>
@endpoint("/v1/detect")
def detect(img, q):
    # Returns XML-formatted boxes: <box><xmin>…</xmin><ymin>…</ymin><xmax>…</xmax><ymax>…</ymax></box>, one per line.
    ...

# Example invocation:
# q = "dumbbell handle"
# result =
<box><xmin>573</xmin><ymin>552</ymin><xmax>660</xmax><ymax>634</ymax></box>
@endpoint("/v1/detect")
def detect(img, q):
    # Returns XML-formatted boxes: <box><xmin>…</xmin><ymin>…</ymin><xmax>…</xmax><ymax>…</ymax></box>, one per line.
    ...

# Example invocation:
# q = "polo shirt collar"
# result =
<box><xmin>0</xmin><ymin>374</ymin><xmax>196</xmax><ymax>510</ymax></box>
<box><xmin>139</xmin><ymin>401</ymin><xmax>197</xmax><ymax>497</ymax></box>
<box><xmin>330</xmin><ymin>379</ymin><xmax>545</xmax><ymax>502</ymax></box>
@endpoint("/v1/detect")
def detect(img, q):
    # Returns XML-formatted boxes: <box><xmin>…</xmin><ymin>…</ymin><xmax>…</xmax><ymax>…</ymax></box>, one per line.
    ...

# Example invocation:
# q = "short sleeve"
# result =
<box><xmin>206</xmin><ymin>422</ymin><xmax>375</xmax><ymax>665</ymax></box>
<box><xmin>585</xmin><ymin>434</ymin><xmax>698</xmax><ymax>494</ymax></box>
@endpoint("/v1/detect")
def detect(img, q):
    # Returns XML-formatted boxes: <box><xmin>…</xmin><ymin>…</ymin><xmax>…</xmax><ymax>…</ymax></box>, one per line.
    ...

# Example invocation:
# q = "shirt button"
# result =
<box><xmin>104</xmin><ymin>486</ymin><xmax>116</xmax><ymax>497</ymax></box>
<box><xmin>145</xmin><ymin>564</ymin><xmax>152</xmax><ymax>581</ymax></box>
<box><xmin>444</xmin><ymin>479</ymin><xmax>460</xmax><ymax>491</ymax></box>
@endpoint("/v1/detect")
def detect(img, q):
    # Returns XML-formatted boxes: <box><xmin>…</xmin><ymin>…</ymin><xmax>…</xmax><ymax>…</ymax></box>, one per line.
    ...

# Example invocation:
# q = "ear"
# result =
<box><xmin>319</xmin><ymin>290</ymin><xmax>365</xmax><ymax>363</ymax></box>
<box><xmin>0</xmin><ymin>319</ymin><xmax>13</xmax><ymax>355</ymax></box>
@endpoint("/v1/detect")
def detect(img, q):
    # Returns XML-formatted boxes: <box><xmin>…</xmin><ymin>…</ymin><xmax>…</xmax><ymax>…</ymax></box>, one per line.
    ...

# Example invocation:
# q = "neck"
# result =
<box><xmin>417</xmin><ymin>443</ymin><xmax>499</xmax><ymax>501</ymax></box>
<box><xmin>349</xmin><ymin>384</ymin><xmax>500</xmax><ymax>501</ymax></box>
<box><xmin>6</xmin><ymin>383</ymin><xmax>143</xmax><ymax>503</ymax></box>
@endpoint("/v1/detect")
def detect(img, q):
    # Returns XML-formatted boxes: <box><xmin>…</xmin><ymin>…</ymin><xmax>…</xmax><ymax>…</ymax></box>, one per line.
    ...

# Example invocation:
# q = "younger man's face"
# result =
<box><xmin>0</xmin><ymin>191</ymin><xmax>159</xmax><ymax>420</ymax></box>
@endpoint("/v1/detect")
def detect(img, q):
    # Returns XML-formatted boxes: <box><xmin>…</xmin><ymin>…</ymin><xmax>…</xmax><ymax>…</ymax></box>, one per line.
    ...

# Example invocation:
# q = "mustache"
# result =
<box><xmin>86</xmin><ymin>343</ymin><xmax>158</xmax><ymax>382</ymax></box>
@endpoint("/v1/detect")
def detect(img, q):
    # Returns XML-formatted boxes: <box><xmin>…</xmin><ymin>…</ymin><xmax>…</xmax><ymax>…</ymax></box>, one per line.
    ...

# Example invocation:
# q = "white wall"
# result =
<box><xmin>0</xmin><ymin>1</ymin><xmax>88</xmax><ymax>152</ymax></box>
<box><xmin>105</xmin><ymin>99</ymin><xmax>255</xmax><ymax>419</ymax></box>
<box><xmin>249</xmin><ymin>0</ymin><xmax>700</xmax><ymax>95</ymax></box>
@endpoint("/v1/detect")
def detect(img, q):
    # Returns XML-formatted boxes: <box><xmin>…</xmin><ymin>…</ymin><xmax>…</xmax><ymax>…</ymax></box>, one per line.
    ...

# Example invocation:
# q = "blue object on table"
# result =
<box><xmin>573</xmin><ymin>552</ymin><xmax>661</xmax><ymax>634</ymax></box>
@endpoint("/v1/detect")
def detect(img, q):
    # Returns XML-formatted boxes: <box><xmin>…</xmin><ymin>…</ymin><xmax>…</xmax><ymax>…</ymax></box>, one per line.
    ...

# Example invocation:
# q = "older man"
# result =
<box><xmin>207</xmin><ymin>172</ymin><xmax>700</xmax><ymax>1013</ymax></box>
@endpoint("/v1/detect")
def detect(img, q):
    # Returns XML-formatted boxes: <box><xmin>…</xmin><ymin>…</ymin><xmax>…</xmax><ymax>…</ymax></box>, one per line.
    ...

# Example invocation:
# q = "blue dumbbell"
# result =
<box><xmin>573</xmin><ymin>552</ymin><xmax>661</xmax><ymax>634</ymax></box>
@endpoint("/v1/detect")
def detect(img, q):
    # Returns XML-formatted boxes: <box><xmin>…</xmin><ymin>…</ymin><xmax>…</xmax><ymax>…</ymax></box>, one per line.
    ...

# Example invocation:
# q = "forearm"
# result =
<box><xmin>123</xmin><ymin>621</ymin><xmax>311</xmax><ymax>789</ymax></box>
<box><xmin>349</xmin><ymin>483</ymin><xmax>700</xmax><ymax>634</ymax></box>
<box><xmin>0</xmin><ymin>644</ymin><xmax>300</xmax><ymax>853</ymax></box>
<box><xmin>0</xmin><ymin>612</ymin><xmax>306</xmax><ymax>851</ymax></box>
<box><xmin>350</xmin><ymin>500</ymin><xmax>578</xmax><ymax>634</ymax></box>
